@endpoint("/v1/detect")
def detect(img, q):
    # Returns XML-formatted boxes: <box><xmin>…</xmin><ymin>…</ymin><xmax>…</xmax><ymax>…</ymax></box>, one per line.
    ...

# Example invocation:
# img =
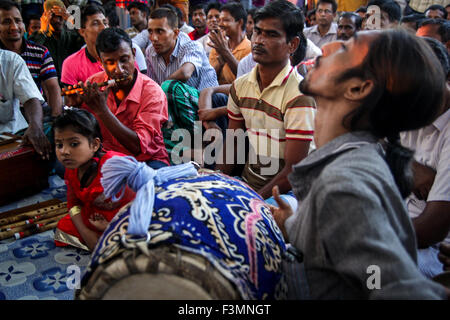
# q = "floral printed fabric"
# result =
<box><xmin>86</xmin><ymin>172</ymin><xmax>287</xmax><ymax>300</ymax></box>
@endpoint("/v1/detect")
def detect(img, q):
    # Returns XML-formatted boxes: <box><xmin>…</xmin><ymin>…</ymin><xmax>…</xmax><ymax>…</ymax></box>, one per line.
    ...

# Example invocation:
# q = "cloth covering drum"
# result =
<box><xmin>76</xmin><ymin>171</ymin><xmax>288</xmax><ymax>300</ymax></box>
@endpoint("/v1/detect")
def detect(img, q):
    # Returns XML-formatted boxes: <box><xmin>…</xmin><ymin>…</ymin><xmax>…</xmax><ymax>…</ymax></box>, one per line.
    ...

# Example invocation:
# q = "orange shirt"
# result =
<box><xmin>209</xmin><ymin>37</ymin><xmax>251</xmax><ymax>85</ymax></box>
<box><xmin>337</xmin><ymin>0</ymin><xmax>367</xmax><ymax>12</ymax></box>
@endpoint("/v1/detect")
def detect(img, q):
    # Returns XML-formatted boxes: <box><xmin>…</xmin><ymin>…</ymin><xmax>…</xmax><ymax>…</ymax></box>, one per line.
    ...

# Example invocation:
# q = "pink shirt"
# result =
<box><xmin>85</xmin><ymin>70</ymin><xmax>169</xmax><ymax>164</ymax></box>
<box><xmin>61</xmin><ymin>47</ymin><xmax>104</xmax><ymax>85</ymax></box>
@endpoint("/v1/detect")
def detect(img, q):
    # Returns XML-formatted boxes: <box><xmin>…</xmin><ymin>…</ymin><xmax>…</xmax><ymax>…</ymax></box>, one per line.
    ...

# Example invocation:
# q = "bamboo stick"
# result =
<box><xmin>11</xmin><ymin>221</ymin><xmax>59</xmax><ymax>240</ymax></box>
<box><xmin>0</xmin><ymin>202</ymin><xmax>67</xmax><ymax>226</ymax></box>
<box><xmin>0</xmin><ymin>208</ymin><xmax>68</xmax><ymax>232</ymax></box>
<box><xmin>0</xmin><ymin>212</ymin><xmax>67</xmax><ymax>238</ymax></box>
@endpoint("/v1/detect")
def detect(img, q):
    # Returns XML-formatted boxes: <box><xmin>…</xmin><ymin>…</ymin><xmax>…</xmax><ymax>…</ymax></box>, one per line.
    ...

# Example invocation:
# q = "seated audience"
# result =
<box><xmin>424</xmin><ymin>4</ymin><xmax>447</xmax><ymax>20</ymax></box>
<box><xmin>400</xmin><ymin>37</ymin><xmax>450</xmax><ymax>278</ymax></box>
<box><xmin>125</xmin><ymin>1</ymin><xmax>150</xmax><ymax>39</ymax></box>
<box><xmin>337</xmin><ymin>11</ymin><xmax>362</xmax><ymax>40</ymax></box>
<box><xmin>0</xmin><ymin>0</ymin><xmax>62</xmax><ymax>118</ymax></box>
<box><xmin>416</xmin><ymin>18</ymin><xmax>450</xmax><ymax>54</ymax></box>
<box><xmin>209</xmin><ymin>2</ymin><xmax>251</xmax><ymax>85</ymax></box>
<box><xmin>304</xmin><ymin>0</ymin><xmax>338</xmax><ymax>48</ymax></box>
<box><xmin>400</xmin><ymin>13</ymin><xmax>425</xmax><ymax>33</ymax></box>
<box><xmin>197</xmin><ymin>1</ymin><xmax>221</xmax><ymax>58</ymax></box>
<box><xmin>61</xmin><ymin>4</ymin><xmax>108</xmax><ymax>87</ymax></box>
<box><xmin>29</xmin><ymin>0</ymin><xmax>84</xmax><ymax>82</ymax></box>
<box><xmin>188</xmin><ymin>3</ymin><xmax>208</xmax><ymax>40</ymax></box>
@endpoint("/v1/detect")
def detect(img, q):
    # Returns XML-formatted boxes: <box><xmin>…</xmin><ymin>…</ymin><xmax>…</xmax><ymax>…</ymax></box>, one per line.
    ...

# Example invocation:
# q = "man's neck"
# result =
<box><xmin>312</xmin><ymin>97</ymin><xmax>354</xmax><ymax>148</ymax></box>
<box><xmin>318</xmin><ymin>23</ymin><xmax>331</xmax><ymax>37</ymax></box>
<box><xmin>86</xmin><ymin>43</ymin><xmax>100</xmax><ymax>61</ymax></box>
<box><xmin>161</xmin><ymin>43</ymin><xmax>176</xmax><ymax>65</ymax></box>
<box><xmin>195</xmin><ymin>25</ymin><xmax>207</xmax><ymax>36</ymax></box>
<box><xmin>0</xmin><ymin>39</ymin><xmax>22</xmax><ymax>55</ymax></box>
<box><xmin>256</xmin><ymin>60</ymin><xmax>289</xmax><ymax>92</ymax></box>
<box><xmin>228</xmin><ymin>31</ymin><xmax>245</xmax><ymax>51</ymax></box>
<box><xmin>135</xmin><ymin>21</ymin><xmax>147</xmax><ymax>33</ymax></box>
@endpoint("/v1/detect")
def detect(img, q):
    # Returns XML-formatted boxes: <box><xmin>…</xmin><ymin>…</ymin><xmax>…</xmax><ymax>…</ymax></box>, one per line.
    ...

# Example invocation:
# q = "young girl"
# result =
<box><xmin>53</xmin><ymin>108</ymin><xmax>135</xmax><ymax>251</ymax></box>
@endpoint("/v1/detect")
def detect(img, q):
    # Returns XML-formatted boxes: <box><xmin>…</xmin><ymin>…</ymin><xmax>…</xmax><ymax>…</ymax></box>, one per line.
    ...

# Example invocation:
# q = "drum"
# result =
<box><xmin>0</xmin><ymin>133</ymin><xmax>49</xmax><ymax>206</ymax></box>
<box><xmin>76</xmin><ymin>172</ymin><xmax>287</xmax><ymax>300</ymax></box>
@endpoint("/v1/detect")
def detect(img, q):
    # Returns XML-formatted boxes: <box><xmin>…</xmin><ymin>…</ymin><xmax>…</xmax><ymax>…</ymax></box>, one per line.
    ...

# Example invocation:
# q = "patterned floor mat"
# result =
<box><xmin>0</xmin><ymin>175</ymin><xmax>90</xmax><ymax>300</ymax></box>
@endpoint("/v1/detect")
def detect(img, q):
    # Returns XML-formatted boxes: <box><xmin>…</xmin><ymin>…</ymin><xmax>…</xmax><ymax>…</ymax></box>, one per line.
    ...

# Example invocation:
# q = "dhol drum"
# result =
<box><xmin>76</xmin><ymin>171</ymin><xmax>288</xmax><ymax>300</ymax></box>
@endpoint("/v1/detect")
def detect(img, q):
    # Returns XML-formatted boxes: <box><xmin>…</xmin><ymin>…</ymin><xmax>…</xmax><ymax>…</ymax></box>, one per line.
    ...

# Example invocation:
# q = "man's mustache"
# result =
<box><xmin>252</xmin><ymin>45</ymin><xmax>267</xmax><ymax>54</ymax></box>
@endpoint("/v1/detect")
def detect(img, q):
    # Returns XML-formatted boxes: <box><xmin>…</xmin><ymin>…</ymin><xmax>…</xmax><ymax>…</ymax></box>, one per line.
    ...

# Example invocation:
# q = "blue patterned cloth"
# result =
<box><xmin>85</xmin><ymin>172</ymin><xmax>287</xmax><ymax>300</ymax></box>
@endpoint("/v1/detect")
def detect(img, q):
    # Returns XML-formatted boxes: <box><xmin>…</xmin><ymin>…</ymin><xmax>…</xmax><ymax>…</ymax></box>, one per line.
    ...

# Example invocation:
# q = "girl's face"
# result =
<box><xmin>54</xmin><ymin>127</ymin><xmax>100</xmax><ymax>170</ymax></box>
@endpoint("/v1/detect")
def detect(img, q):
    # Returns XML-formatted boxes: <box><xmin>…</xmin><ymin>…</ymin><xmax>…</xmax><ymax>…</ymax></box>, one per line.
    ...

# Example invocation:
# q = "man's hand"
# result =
<box><xmin>21</xmin><ymin>124</ymin><xmax>51</xmax><ymax>160</ymax></box>
<box><xmin>267</xmin><ymin>186</ymin><xmax>293</xmax><ymax>241</ymax></box>
<box><xmin>199</xmin><ymin>108</ymin><xmax>221</xmax><ymax>122</ymax></box>
<box><xmin>78</xmin><ymin>80</ymin><xmax>112</xmax><ymax>115</ymax></box>
<box><xmin>412</xmin><ymin>161</ymin><xmax>436</xmax><ymax>200</ymax></box>
<box><xmin>208</xmin><ymin>28</ymin><xmax>230</xmax><ymax>57</ymax></box>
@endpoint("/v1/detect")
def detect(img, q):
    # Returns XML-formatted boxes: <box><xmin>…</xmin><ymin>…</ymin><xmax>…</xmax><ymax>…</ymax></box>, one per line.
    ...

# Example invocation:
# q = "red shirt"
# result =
<box><xmin>65</xmin><ymin>151</ymin><xmax>136</xmax><ymax>230</ymax></box>
<box><xmin>85</xmin><ymin>70</ymin><xmax>170</xmax><ymax>164</ymax></box>
<box><xmin>188</xmin><ymin>27</ymin><xmax>209</xmax><ymax>41</ymax></box>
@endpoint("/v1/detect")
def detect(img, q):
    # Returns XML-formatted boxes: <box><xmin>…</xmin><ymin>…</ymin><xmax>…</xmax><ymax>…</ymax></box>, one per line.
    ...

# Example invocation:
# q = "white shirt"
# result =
<box><xmin>0</xmin><ymin>49</ymin><xmax>43</xmax><ymax>134</ymax></box>
<box><xmin>401</xmin><ymin>108</ymin><xmax>450</xmax><ymax>242</ymax></box>
<box><xmin>180</xmin><ymin>22</ymin><xmax>194</xmax><ymax>34</ymax></box>
<box><xmin>305</xmin><ymin>38</ymin><xmax>322</xmax><ymax>60</ymax></box>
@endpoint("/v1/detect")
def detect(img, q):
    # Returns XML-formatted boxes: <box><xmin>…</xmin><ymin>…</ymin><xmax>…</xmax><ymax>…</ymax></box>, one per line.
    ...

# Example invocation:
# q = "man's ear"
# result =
<box><xmin>173</xmin><ymin>27</ymin><xmax>180</xmax><ymax>38</ymax></box>
<box><xmin>288</xmin><ymin>36</ymin><xmax>300</xmax><ymax>55</ymax></box>
<box><xmin>132</xmin><ymin>46</ymin><xmax>136</xmax><ymax>58</ymax></box>
<box><xmin>343</xmin><ymin>78</ymin><xmax>374</xmax><ymax>101</ymax></box>
<box><xmin>78</xmin><ymin>27</ymin><xmax>85</xmax><ymax>38</ymax></box>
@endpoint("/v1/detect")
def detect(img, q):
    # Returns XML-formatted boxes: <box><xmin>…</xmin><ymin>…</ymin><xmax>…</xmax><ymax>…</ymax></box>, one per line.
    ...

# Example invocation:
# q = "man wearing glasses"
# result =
<box><xmin>304</xmin><ymin>0</ymin><xmax>338</xmax><ymax>48</ymax></box>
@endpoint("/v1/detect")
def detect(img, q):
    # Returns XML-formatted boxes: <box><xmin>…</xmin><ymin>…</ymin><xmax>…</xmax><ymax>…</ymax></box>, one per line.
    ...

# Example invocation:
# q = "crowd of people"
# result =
<box><xmin>0</xmin><ymin>0</ymin><xmax>449</xmax><ymax>299</ymax></box>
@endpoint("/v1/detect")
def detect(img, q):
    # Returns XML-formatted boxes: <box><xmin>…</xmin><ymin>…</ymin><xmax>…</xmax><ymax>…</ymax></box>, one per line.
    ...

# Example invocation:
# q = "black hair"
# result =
<box><xmin>104</xmin><ymin>1</ymin><xmax>119</xmax><ymax>27</ymax></box>
<box><xmin>220</xmin><ymin>2</ymin><xmax>247</xmax><ymax>31</ymax></box>
<box><xmin>400</xmin><ymin>13</ymin><xmax>425</xmax><ymax>30</ymax></box>
<box><xmin>160</xmin><ymin>3</ymin><xmax>183</xmax><ymax>26</ymax></box>
<box><xmin>0</xmin><ymin>0</ymin><xmax>20</xmax><ymax>12</ymax></box>
<box><xmin>206</xmin><ymin>2</ymin><xmax>222</xmax><ymax>16</ymax></box>
<box><xmin>191</xmin><ymin>3</ymin><xmax>206</xmax><ymax>15</ymax></box>
<box><xmin>422</xmin><ymin>36</ymin><xmax>450</xmax><ymax>78</ymax></box>
<box><xmin>367</xmin><ymin>0</ymin><xmax>401</xmax><ymax>22</ymax></box>
<box><xmin>81</xmin><ymin>4</ymin><xmax>105</xmax><ymax>28</ymax></box>
<box><xmin>316</xmin><ymin>0</ymin><xmax>338</xmax><ymax>13</ymax></box>
<box><xmin>127</xmin><ymin>1</ymin><xmax>150</xmax><ymax>18</ymax></box>
<box><xmin>96</xmin><ymin>27</ymin><xmax>133</xmax><ymax>55</ymax></box>
<box><xmin>336</xmin><ymin>29</ymin><xmax>445</xmax><ymax>197</ymax></box>
<box><xmin>418</xmin><ymin>18</ymin><xmax>450</xmax><ymax>43</ymax></box>
<box><xmin>355</xmin><ymin>6</ymin><xmax>367</xmax><ymax>14</ymax></box>
<box><xmin>150</xmin><ymin>7</ymin><xmax>178</xmax><ymax>29</ymax></box>
<box><xmin>425</xmin><ymin>4</ymin><xmax>447</xmax><ymax>19</ymax></box>
<box><xmin>53</xmin><ymin>108</ymin><xmax>103</xmax><ymax>144</ymax></box>
<box><xmin>254</xmin><ymin>0</ymin><xmax>305</xmax><ymax>43</ymax></box>
<box><xmin>290</xmin><ymin>32</ymin><xmax>307</xmax><ymax>66</ymax></box>
<box><xmin>340</xmin><ymin>12</ymin><xmax>363</xmax><ymax>29</ymax></box>
<box><xmin>247</xmin><ymin>8</ymin><xmax>258</xmax><ymax>20</ymax></box>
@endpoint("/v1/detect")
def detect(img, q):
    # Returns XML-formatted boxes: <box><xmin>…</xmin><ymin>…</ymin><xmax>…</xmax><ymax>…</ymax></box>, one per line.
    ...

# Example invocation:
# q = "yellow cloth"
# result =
<box><xmin>337</xmin><ymin>0</ymin><xmax>368</xmax><ymax>12</ymax></box>
<box><xmin>209</xmin><ymin>37</ymin><xmax>251</xmax><ymax>85</ymax></box>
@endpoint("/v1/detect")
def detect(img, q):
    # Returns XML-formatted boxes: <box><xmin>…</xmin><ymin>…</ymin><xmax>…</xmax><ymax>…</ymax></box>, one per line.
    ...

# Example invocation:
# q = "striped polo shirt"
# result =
<box><xmin>227</xmin><ymin>63</ymin><xmax>316</xmax><ymax>190</ymax></box>
<box><xmin>1</xmin><ymin>39</ymin><xmax>57</xmax><ymax>92</ymax></box>
<box><xmin>228</xmin><ymin>62</ymin><xmax>316</xmax><ymax>158</ymax></box>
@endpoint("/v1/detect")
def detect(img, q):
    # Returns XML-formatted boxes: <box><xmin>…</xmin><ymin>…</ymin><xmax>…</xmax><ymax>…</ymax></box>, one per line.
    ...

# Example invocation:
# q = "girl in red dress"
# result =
<box><xmin>53</xmin><ymin>108</ymin><xmax>135</xmax><ymax>251</ymax></box>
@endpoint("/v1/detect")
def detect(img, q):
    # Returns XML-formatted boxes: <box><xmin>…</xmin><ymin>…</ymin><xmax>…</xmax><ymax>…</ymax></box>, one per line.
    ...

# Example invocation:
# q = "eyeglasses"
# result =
<box><xmin>317</xmin><ymin>9</ymin><xmax>333</xmax><ymax>14</ymax></box>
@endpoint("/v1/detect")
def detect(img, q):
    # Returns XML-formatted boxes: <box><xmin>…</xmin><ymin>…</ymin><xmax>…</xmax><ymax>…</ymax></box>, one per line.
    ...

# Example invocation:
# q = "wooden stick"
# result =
<box><xmin>0</xmin><ymin>202</ymin><xmax>67</xmax><ymax>226</ymax></box>
<box><xmin>0</xmin><ymin>212</ymin><xmax>67</xmax><ymax>236</ymax></box>
<box><xmin>11</xmin><ymin>221</ymin><xmax>59</xmax><ymax>240</ymax></box>
<box><xmin>0</xmin><ymin>208</ymin><xmax>68</xmax><ymax>232</ymax></box>
<box><xmin>61</xmin><ymin>75</ymin><xmax>132</xmax><ymax>96</ymax></box>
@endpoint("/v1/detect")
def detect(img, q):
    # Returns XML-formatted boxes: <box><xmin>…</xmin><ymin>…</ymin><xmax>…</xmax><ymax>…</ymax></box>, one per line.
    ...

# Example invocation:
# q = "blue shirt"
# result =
<box><xmin>145</xmin><ymin>32</ymin><xmax>218</xmax><ymax>91</ymax></box>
